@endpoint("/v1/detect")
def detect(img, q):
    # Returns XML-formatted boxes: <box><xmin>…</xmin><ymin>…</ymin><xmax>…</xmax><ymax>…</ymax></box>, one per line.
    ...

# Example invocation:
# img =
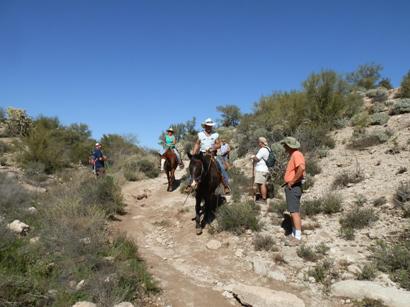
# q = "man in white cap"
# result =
<box><xmin>91</xmin><ymin>142</ymin><xmax>107</xmax><ymax>176</ymax></box>
<box><xmin>251</xmin><ymin>137</ymin><xmax>270</xmax><ymax>204</ymax></box>
<box><xmin>192</xmin><ymin>118</ymin><xmax>230</xmax><ymax>194</ymax></box>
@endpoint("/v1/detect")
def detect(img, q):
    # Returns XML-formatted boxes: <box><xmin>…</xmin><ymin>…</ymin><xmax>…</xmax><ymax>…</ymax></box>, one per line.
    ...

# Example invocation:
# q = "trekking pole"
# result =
<box><xmin>249</xmin><ymin>160</ymin><xmax>255</xmax><ymax>197</ymax></box>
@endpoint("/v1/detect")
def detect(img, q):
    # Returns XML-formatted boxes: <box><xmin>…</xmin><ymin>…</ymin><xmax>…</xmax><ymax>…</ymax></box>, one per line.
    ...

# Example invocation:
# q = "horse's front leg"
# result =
<box><xmin>195</xmin><ymin>195</ymin><xmax>202</xmax><ymax>235</ymax></box>
<box><xmin>170</xmin><ymin>169</ymin><xmax>175</xmax><ymax>190</ymax></box>
<box><xmin>166</xmin><ymin>171</ymin><xmax>171</xmax><ymax>192</ymax></box>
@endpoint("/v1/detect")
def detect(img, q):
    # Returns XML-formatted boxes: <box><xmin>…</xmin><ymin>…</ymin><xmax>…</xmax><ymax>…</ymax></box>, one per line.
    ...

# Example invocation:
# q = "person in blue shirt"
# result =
<box><xmin>91</xmin><ymin>143</ymin><xmax>107</xmax><ymax>176</ymax></box>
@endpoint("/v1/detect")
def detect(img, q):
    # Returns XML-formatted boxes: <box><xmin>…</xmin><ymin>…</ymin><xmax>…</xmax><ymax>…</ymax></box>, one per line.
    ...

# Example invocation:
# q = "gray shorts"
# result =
<box><xmin>284</xmin><ymin>184</ymin><xmax>302</xmax><ymax>213</ymax></box>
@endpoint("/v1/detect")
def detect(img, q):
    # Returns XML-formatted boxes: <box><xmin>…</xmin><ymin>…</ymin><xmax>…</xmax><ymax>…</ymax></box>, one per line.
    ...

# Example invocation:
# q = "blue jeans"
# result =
<box><xmin>216</xmin><ymin>156</ymin><xmax>229</xmax><ymax>185</ymax></box>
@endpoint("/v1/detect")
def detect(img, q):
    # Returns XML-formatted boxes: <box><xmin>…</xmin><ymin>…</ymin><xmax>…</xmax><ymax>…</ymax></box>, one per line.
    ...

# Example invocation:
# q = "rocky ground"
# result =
<box><xmin>113</xmin><ymin>112</ymin><xmax>410</xmax><ymax>306</ymax></box>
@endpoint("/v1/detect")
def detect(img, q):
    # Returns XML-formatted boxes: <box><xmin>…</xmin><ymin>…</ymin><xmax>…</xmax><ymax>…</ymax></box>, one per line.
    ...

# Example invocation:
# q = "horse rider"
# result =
<box><xmin>160</xmin><ymin>127</ymin><xmax>184</xmax><ymax>172</ymax></box>
<box><xmin>191</xmin><ymin>118</ymin><xmax>231</xmax><ymax>194</ymax></box>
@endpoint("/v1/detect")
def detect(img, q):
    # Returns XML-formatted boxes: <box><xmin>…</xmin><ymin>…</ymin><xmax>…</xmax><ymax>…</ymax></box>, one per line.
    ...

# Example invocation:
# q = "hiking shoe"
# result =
<box><xmin>255</xmin><ymin>199</ymin><xmax>267</xmax><ymax>205</ymax></box>
<box><xmin>179</xmin><ymin>163</ymin><xmax>185</xmax><ymax>169</ymax></box>
<box><xmin>224</xmin><ymin>186</ymin><xmax>231</xmax><ymax>195</ymax></box>
<box><xmin>285</xmin><ymin>236</ymin><xmax>302</xmax><ymax>247</ymax></box>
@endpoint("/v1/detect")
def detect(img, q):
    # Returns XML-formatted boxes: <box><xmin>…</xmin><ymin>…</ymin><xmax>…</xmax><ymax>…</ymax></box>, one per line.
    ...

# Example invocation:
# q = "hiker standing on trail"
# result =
<box><xmin>192</xmin><ymin>118</ymin><xmax>231</xmax><ymax>194</ymax></box>
<box><xmin>251</xmin><ymin>137</ymin><xmax>270</xmax><ymax>205</ymax></box>
<box><xmin>91</xmin><ymin>143</ymin><xmax>107</xmax><ymax>177</ymax></box>
<box><xmin>160</xmin><ymin>127</ymin><xmax>184</xmax><ymax>171</ymax></box>
<box><xmin>217</xmin><ymin>138</ymin><xmax>231</xmax><ymax>170</ymax></box>
<box><xmin>281</xmin><ymin>137</ymin><xmax>305</xmax><ymax>244</ymax></box>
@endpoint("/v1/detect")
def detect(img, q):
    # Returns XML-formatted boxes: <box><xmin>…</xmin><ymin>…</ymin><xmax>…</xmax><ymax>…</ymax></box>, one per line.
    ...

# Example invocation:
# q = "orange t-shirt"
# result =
<box><xmin>284</xmin><ymin>150</ymin><xmax>306</xmax><ymax>183</ymax></box>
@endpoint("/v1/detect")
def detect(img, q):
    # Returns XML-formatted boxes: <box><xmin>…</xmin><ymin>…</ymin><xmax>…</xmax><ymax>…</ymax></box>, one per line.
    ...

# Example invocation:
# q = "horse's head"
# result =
<box><xmin>187</xmin><ymin>152</ymin><xmax>204</xmax><ymax>187</ymax></box>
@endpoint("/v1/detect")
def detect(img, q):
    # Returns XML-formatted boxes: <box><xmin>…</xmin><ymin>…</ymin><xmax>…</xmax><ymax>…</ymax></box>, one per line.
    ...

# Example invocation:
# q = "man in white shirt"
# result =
<box><xmin>251</xmin><ymin>137</ymin><xmax>270</xmax><ymax>204</ymax></box>
<box><xmin>192</xmin><ymin>118</ymin><xmax>230</xmax><ymax>194</ymax></box>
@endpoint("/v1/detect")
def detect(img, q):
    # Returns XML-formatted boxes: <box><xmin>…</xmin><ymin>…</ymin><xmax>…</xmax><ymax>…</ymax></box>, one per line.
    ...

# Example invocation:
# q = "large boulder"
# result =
<box><xmin>225</xmin><ymin>283</ymin><xmax>305</xmax><ymax>307</ymax></box>
<box><xmin>332</xmin><ymin>280</ymin><xmax>410</xmax><ymax>307</ymax></box>
<box><xmin>113</xmin><ymin>303</ymin><xmax>134</xmax><ymax>307</ymax></box>
<box><xmin>72</xmin><ymin>302</ymin><xmax>97</xmax><ymax>307</ymax></box>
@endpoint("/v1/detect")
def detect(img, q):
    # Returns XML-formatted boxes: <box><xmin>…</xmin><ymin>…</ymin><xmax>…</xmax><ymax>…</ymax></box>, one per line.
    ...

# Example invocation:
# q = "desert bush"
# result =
<box><xmin>0</xmin><ymin>172</ymin><xmax>32</xmax><ymax>218</ymax></box>
<box><xmin>372</xmin><ymin>240</ymin><xmax>410</xmax><ymax>290</ymax></box>
<box><xmin>369</xmin><ymin>112</ymin><xmax>389</xmax><ymax>126</ymax></box>
<box><xmin>137</xmin><ymin>159</ymin><xmax>159</xmax><ymax>178</ymax></box>
<box><xmin>315</xmin><ymin>243</ymin><xmax>330</xmax><ymax>256</ymax></box>
<box><xmin>351</xmin><ymin>111</ymin><xmax>370</xmax><ymax>128</ymax></box>
<box><xmin>216</xmin><ymin>201</ymin><xmax>262</xmax><ymax>234</ymax></box>
<box><xmin>369</xmin><ymin>102</ymin><xmax>388</xmax><ymax>114</ymax></box>
<box><xmin>399</xmin><ymin>70</ymin><xmax>410</xmax><ymax>98</ymax></box>
<box><xmin>347</xmin><ymin>63</ymin><xmax>383</xmax><ymax>90</ymax></box>
<box><xmin>340</xmin><ymin>226</ymin><xmax>355</xmax><ymax>240</ymax></box>
<box><xmin>5</xmin><ymin>107</ymin><xmax>32</xmax><ymax>137</ymax></box>
<box><xmin>216</xmin><ymin>104</ymin><xmax>241</xmax><ymax>127</ymax></box>
<box><xmin>349</xmin><ymin>128</ymin><xmax>393</xmax><ymax>150</ymax></box>
<box><xmin>340</xmin><ymin>208</ymin><xmax>378</xmax><ymax>230</ymax></box>
<box><xmin>302</xmin><ymin>193</ymin><xmax>343</xmax><ymax>216</ymax></box>
<box><xmin>0</xmin><ymin>107</ymin><xmax>5</xmax><ymax>122</ymax></box>
<box><xmin>79</xmin><ymin>175</ymin><xmax>124</xmax><ymax>217</ymax></box>
<box><xmin>389</xmin><ymin>98</ymin><xmax>410</xmax><ymax>115</ymax></box>
<box><xmin>366</xmin><ymin>88</ymin><xmax>388</xmax><ymax>102</ymax></box>
<box><xmin>294</xmin><ymin>124</ymin><xmax>336</xmax><ymax>154</ymax></box>
<box><xmin>268</xmin><ymin>199</ymin><xmax>287</xmax><ymax>215</ymax></box>
<box><xmin>307</xmin><ymin>258</ymin><xmax>338</xmax><ymax>286</ymax></box>
<box><xmin>354</xmin><ymin>194</ymin><xmax>368</xmax><ymax>207</ymax></box>
<box><xmin>373</xmin><ymin>196</ymin><xmax>387</xmax><ymax>207</ymax></box>
<box><xmin>393</xmin><ymin>181</ymin><xmax>410</xmax><ymax>217</ymax></box>
<box><xmin>353</xmin><ymin>298</ymin><xmax>387</xmax><ymax>307</ymax></box>
<box><xmin>306</xmin><ymin>158</ymin><xmax>321</xmax><ymax>176</ymax></box>
<box><xmin>378</xmin><ymin>78</ymin><xmax>393</xmax><ymax>90</ymax></box>
<box><xmin>357</xmin><ymin>263</ymin><xmax>377</xmax><ymax>280</ymax></box>
<box><xmin>123</xmin><ymin>169</ymin><xmax>138</xmax><ymax>181</ymax></box>
<box><xmin>253</xmin><ymin>234</ymin><xmax>276</xmax><ymax>251</ymax></box>
<box><xmin>24</xmin><ymin>161</ymin><xmax>49</xmax><ymax>184</ymax></box>
<box><xmin>303</xmin><ymin>174</ymin><xmax>315</xmax><ymax>190</ymax></box>
<box><xmin>228</xmin><ymin>167</ymin><xmax>251</xmax><ymax>202</ymax></box>
<box><xmin>0</xmin><ymin>140</ymin><xmax>11</xmax><ymax>154</ymax></box>
<box><xmin>297</xmin><ymin>245</ymin><xmax>319</xmax><ymax>262</ymax></box>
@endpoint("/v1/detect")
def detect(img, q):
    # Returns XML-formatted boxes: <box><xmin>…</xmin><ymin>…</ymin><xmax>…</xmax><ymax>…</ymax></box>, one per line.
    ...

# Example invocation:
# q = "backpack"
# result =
<box><xmin>263</xmin><ymin>146</ymin><xmax>276</xmax><ymax>170</ymax></box>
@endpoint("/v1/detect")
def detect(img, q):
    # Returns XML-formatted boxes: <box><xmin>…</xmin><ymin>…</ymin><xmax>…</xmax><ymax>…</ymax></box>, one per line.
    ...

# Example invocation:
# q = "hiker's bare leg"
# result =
<box><xmin>291</xmin><ymin>212</ymin><xmax>302</xmax><ymax>231</ymax></box>
<box><xmin>260</xmin><ymin>183</ymin><xmax>267</xmax><ymax>200</ymax></box>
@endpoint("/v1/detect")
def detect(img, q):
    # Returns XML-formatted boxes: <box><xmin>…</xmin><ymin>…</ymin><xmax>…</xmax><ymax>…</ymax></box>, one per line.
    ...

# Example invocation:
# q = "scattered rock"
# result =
<box><xmin>308</xmin><ymin>276</ymin><xmax>316</xmax><ymax>283</ymax></box>
<box><xmin>235</xmin><ymin>249</ymin><xmax>244</xmax><ymax>258</ymax></box>
<box><xmin>226</xmin><ymin>283</ymin><xmax>305</xmax><ymax>307</ymax></box>
<box><xmin>72</xmin><ymin>302</ymin><xmax>97</xmax><ymax>307</ymax></box>
<box><xmin>113</xmin><ymin>303</ymin><xmax>134</xmax><ymax>307</ymax></box>
<box><xmin>29</xmin><ymin>236</ymin><xmax>40</xmax><ymax>244</ymax></box>
<box><xmin>136</xmin><ymin>193</ymin><xmax>148</xmax><ymax>200</ymax></box>
<box><xmin>206</xmin><ymin>239</ymin><xmax>222</xmax><ymax>250</ymax></box>
<box><xmin>27</xmin><ymin>207</ymin><xmax>38</xmax><ymax>214</ymax></box>
<box><xmin>252</xmin><ymin>258</ymin><xmax>287</xmax><ymax>281</ymax></box>
<box><xmin>332</xmin><ymin>280</ymin><xmax>410</xmax><ymax>307</ymax></box>
<box><xmin>7</xmin><ymin>219</ymin><xmax>30</xmax><ymax>234</ymax></box>
<box><xmin>347</xmin><ymin>264</ymin><xmax>361</xmax><ymax>275</ymax></box>
<box><xmin>79</xmin><ymin>237</ymin><xmax>91</xmax><ymax>245</ymax></box>
<box><xmin>76</xmin><ymin>280</ymin><xmax>85</xmax><ymax>290</ymax></box>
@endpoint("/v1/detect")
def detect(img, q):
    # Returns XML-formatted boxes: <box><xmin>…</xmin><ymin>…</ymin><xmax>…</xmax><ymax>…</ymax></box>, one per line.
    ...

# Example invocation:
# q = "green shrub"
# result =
<box><xmin>123</xmin><ymin>169</ymin><xmax>138</xmax><ymax>181</ymax></box>
<box><xmin>303</xmin><ymin>175</ymin><xmax>315</xmax><ymax>190</ymax></box>
<box><xmin>79</xmin><ymin>175</ymin><xmax>124</xmax><ymax>217</ymax></box>
<box><xmin>354</xmin><ymin>194</ymin><xmax>368</xmax><ymax>207</ymax></box>
<box><xmin>353</xmin><ymin>298</ymin><xmax>388</xmax><ymax>307</ymax></box>
<box><xmin>349</xmin><ymin>128</ymin><xmax>393</xmax><ymax>150</ymax></box>
<box><xmin>137</xmin><ymin>159</ymin><xmax>159</xmax><ymax>178</ymax></box>
<box><xmin>268</xmin><ymin>199</ymin><xmax>287</xmax><ymax>215</ymax></box>
<box><xmin>315</xmin><ymin>243</ymin><xmax>330</xmax><ymax>256</ymax></box>
<box><xmin>5</xmin><ymin>108</ymin><xmax>32</xmax><ymax>137</ymax></box>
<box><xmin>389</xmin><ymin>98</ymin><xmax>410</xmax><ymax>115</ymax></box>
<box><xmin>378</xmin><ymin>78</ymin><xmax>393</xmax><ymax>90</ymax></box>
<box><xmin>369</xmin><ymin>102</ymin><xmax>388</xmax><ymax>114</ymax></box>
<box><xmin>373</xmin><ymin>196</ymin><xmax>387</xmax><ymax>207</ymax></box>
<box><xmin>216</xmin><ymin>201</ymin><xmax>262</xmax><ymax>234</ymax></box>
<box><xmin>357</xmin><ymin>263</ymin><xmax>377</xmax><ymax>280</ymax></box>
<box><xmin>0</xmin><ymin>172</ymin><xmax>32</xmax><ymax>218</ymax></box>
<box><xmin>366</xmin><ymin>88</ymin><xmax>388</xmax><ymax>102</ymax></box>
<box><xmin>340</xmin><ymin>226</ymin><xmax>355</xmax><ymax>240</ymax></box>
<box><xmin>0</xmin><ymin>141</ymin><xmax>10</xmax><ymax>154</ymax></box>
<box><xmin>372</xmin><ymin>240</ymin><xmax>410</xmax><ymax>290</ymax></box>
<box><xmin>347</xmin><ymin>63</ymin><xmax>383</xmax><ymax>90</ymax></box>
<box><xmin>297</xmin><ymin>245</ymin><xmax>319</xmax><ymax>262</ymax></box>
<box><xmin>306</xmin><ymin>158</ymin><xmax>321</xmax><ymax>176</ymax></box>
<box><xmin>393</xmin><ymin>181</ymin><xmax>410</xmax><ymax>217</ymax></box>
<box><xmin>307</xmin><ymin>258</ymin><xmax>337</xmax><ymax>286</ymax></box>
<box><xmin>253</xmin><ymin>234</ymin><xmax>276</xmax><ymax>251</ymax></box>
<box><xmin>302</xmin><ymin>193</ymin><xmax>343</xmax><ymax>216</ymax></box>
<box><xmin>0</xmin><ymin>107</ymin><xmax>5</xmax><ymax>122</ymax></box>
<box><xmin>228</xmin><ymin>167</ymin><xmax>251</xmax><ymax>202</ymax></box>
<box><xmin>340</xmin><ymin>208</ymin><xmax>378</xmax><ymax>230</ymax></box>
<box><xmin>24</xmin><ymin>161</ymin><xmax>49</xmax><ymax>184</ymax></box>
<box><xmin>351</xmin><ymin>112</ymin><xmax>370</xmax><ymax>128</ymax></box>
<box><xmin>332</xmin><ymin>167</ymin><xmax>365</xmax><ymax>189</ymax></box>
<box><xmin>369</xmin><ymin>113</ymin><xmax>389</xmax><ymax>126</ymax></box>
<box><xmin>399</xmin><ymin>70</ymin><xmax>410</xmax><ymax>98</ymax></box>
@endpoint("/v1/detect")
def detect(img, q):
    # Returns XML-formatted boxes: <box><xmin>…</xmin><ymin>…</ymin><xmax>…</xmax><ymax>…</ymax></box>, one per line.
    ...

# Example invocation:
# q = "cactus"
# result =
<box><xmin>6</xmin><ymin>108</ymin><xmax>32</xmax><ymax>136</ymax></box>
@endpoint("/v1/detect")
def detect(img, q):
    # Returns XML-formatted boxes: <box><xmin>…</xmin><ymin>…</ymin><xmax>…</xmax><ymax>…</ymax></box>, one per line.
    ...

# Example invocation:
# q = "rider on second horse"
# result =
<box><xmin>191</xmin><ymin>118</ymin><xmax>231</xmax><ymax>194</ymax></box>
<box><xmin>160</xmin><ymin>127</ymin><xmax>184</xmax><ymax>171</ymax></box>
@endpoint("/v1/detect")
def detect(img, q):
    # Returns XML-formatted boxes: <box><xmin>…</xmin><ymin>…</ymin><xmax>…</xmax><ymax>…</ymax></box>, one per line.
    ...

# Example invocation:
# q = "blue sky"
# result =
<box><xmin>1</xmin><ymin>0</ymin><xmax>410</xmax><ymax>149</ymax></box>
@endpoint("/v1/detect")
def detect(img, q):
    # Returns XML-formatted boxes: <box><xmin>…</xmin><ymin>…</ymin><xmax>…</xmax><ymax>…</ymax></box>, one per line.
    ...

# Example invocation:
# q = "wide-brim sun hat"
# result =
<box><xmin>201</xmin><ymin>118</ymin><xmax>215</xmax><ymax>127</ymax></box>
<box><xmin>166</xmin><ymin>127</ymin><xmax>174</xmax><ymax>132</ymax></box>
<box><xmin>280</xmin><ymin>136</ymin><xmax>301</xmax><ymax>149</ymax></box>
<box><xmin>95</xmin><ymin>142</ymin><xmax>101</xmax><ymax>146</ymax></box>
<box><xmin>258</xmin><ymin>137</ymin><xmax>268</xmax><ymax>146</ymax></box>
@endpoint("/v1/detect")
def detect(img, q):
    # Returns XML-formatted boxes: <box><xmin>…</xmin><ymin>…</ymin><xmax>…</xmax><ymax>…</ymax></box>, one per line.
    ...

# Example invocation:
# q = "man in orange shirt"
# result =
<box><xmin>281</xmin><ymin>137</ymin><xmax>305</xmax><ymax>244</ymax></box>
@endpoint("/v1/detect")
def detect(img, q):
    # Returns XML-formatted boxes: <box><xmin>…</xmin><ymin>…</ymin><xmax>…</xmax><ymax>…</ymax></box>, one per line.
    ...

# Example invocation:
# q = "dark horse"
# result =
<box><xmin>162</xmin><ymin>148</ymin><xmax>178</xmax><ymax>192</ymax></box>
<box><xmin>187</xmin><ymin>152</ymin><xmax>222</xmax><ymax>235</ymax></box>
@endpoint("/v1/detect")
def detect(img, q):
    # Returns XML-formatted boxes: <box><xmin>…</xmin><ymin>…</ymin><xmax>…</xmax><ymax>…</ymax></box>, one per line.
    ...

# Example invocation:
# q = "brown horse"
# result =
<box><xmin>163</xmin><ymin>148</ymin><xmax>178</xmax><ymax>192</ymax></box>
<box><xmin>187</xmin><ymin>152</ymin><xmax>222</xmax><ymax>235</ymax></box>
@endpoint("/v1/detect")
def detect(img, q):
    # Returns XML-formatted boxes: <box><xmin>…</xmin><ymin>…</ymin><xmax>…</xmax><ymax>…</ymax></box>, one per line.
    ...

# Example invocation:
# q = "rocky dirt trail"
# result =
<box><xmin>113</xmin><ymin>166</ymin><xmax>321</xmax><ymax>307</ymax></box>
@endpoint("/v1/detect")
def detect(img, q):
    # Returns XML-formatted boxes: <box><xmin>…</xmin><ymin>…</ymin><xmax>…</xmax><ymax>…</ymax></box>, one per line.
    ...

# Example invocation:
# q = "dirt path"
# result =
<box><xmin>113</xmin><ymin>166</ymin><xmax>313</xmax><ymax>307</ymax></box>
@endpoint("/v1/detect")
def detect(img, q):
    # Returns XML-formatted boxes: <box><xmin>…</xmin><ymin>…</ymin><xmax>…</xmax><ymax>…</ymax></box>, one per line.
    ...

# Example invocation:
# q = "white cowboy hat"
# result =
<box><xmin>95</xmin><ymin>142</ymin><xmax>101</xmax><ymax>146</ymax></box>
<box><xmin>201</xmin><ymin>118</ymin><xmax>215</xmax><ymax>127</ymax></box>
<box><xmin>166</xmin><ymin>127</ymin><xmax>174</xmax><ymax>132</ymax></box>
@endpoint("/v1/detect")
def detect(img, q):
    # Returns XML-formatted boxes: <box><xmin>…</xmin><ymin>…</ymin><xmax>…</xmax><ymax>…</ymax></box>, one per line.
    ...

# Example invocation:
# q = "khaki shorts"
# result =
<box><xmin>255</xmin><ymin>171</ymin><xmax>269</xmax><ymax>184</ymax></box>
